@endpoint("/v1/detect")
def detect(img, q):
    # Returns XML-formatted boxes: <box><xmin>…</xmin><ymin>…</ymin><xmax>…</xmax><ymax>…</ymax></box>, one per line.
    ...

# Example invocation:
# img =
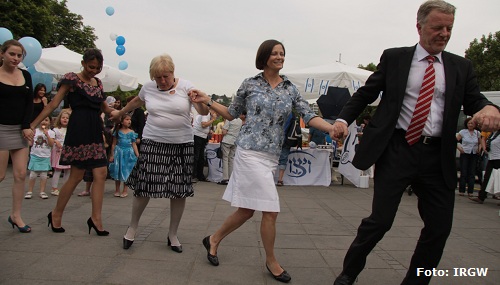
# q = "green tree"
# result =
<box><xmin>465</xmin><ymin>31</ymin><xmax>500</xmax><ymax>91</ymax></box>
<box><xmin>0</xmin><ymin>0</ymin><xmax>97</xmax><ymax>53</ymax></box>
<box><xmin>357</xmin><ymin>63</ymin><xmax>377</xmax><ymax>72</ymax></box>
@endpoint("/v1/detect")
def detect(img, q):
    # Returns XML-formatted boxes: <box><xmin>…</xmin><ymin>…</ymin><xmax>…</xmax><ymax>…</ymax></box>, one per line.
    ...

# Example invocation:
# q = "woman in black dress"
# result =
<box><xmin>31</xmin><ymin>48</ymin><xmax>114</xmax><ymax>235</ymax></box>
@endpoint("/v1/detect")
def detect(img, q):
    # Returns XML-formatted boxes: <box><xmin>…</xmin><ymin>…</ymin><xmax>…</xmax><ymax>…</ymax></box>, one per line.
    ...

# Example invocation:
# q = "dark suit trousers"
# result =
<box><xmin>193</xmin><ymin>135</ymin><xmax>208</xmax><ymax>180</ymax></box>
<box><xmin>342</xmin><ymin>130</ymin><xmax>455</xmax><ymax>285</ymax></box>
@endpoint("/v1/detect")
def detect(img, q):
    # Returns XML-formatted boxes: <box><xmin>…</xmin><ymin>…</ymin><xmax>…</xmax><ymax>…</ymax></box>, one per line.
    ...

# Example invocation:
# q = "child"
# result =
<box><xmin>108</xmin><ymin>114</ymin><xmax>139</xmax><ymax>197</ymax></box>
<box><xmin>50</xmin><ymin>109</ymin><xmax>71</xmax><ymax>196</ymax></box>
<box><xmin>26</xmin><ymin>116</ymin><xmax>55</xmax><ymax>199</ymax></box>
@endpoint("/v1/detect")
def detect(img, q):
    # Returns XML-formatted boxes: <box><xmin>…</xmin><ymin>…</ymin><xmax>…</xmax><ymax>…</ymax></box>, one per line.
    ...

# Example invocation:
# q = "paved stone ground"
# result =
<box><xmin>0</xmin><ymin>166</ymin><xmax>498</xmax><ymax>284</ymax></box>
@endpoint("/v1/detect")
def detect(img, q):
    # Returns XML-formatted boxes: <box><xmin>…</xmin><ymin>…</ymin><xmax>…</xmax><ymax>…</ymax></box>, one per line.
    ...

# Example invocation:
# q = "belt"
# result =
<box><xmin>394</xmin><ymin>129</ymin><xmax>441</xmax><ymax>145</ymax></box>
<box><xmin>419</xmin><ymin>136</ymin><xmax>441</xmax><ymax>145</ymax></box>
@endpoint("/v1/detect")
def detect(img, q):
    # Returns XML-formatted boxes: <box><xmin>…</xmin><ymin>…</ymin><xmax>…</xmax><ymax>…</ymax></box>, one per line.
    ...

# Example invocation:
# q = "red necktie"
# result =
<box><xmin>405</xmin><ymin>55</ymin><xmax>436</xmax><ymax>145</ymax></box>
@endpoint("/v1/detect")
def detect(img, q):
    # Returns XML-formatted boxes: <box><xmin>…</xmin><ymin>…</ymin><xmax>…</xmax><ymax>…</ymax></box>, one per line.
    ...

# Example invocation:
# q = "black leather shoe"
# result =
<box><xmin>123</xmin><ymin>237</ymin><xmax>134</xmax><ymax>249</ymax></box>
<box><xmin>469</xmin><ymin>197</ymin><xmax>484</xmax><ymax>204</ymax></box>
<box><xmin>202</xmin><ymin>236</ymin><xmax>219</xmax><ymax>266</ymax></box>
<box><xmin>266</xmin><ymin>264</ymin><xmax>291</xmax><ymax>283</ymax></box>
<box><xmin>334</xmin><ymin>274</ymin><xmax>355</xmax><ymax>285</ymax></box>
<box><xmin>168</xmin><ymin>237</ymin><xmax>183</xmax><ymax>253</ymax></box>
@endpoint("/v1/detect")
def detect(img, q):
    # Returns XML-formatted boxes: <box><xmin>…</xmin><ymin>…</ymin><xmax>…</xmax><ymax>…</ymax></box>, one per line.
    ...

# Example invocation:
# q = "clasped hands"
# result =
<box><xmin>471</xmin><ymin>105</ymin><xmax>500</xmax><ymax>132</ymax></box>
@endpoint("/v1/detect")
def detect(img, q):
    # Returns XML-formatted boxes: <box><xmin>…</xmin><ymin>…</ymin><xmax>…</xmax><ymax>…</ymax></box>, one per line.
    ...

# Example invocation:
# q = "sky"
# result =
<box><xmin>65</xmin><ymin>0</ymin><xmax>500</xmax><ymax>96</ymax></box>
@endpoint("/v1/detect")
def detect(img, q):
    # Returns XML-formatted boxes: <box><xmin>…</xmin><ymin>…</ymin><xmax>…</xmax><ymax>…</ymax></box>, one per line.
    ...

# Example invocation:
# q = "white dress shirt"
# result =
<box><xmin>396</xmin><ymin>44</ymin><xmax>446</xmax><ymax>137</ymax></box>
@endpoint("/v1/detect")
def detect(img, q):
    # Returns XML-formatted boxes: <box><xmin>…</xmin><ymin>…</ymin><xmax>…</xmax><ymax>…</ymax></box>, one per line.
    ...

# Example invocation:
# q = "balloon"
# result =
<box><xmin>105</xmin><ymin>6</ymin><xmax>115</xmax><ymax>16</ymax></box>
<box><xmin>116</xmin><ymin>45</ymin><xmax>126</xmax><ymax>56</ymax></box>
<box><xmin>118</xmin><ymin>61</ymin><xmax>128</xmax><ymax>70</ymax></box>
<box><xmin>32</xmin><ymin>72</ymin><xmax>54</xmax><ymax>90</ymax></box>
<box><xmin>109</xmin><ymin>33</ymin><xmax>118</xmax><ymax>41</ymax></box>
<box><xmin>19</xmin><ymin>36</ymin><xmax>42</xmax><ymax>67</ymax></box>
<box><xmin>115</xmin><ymin>36</ymin><xmax>125</xmax><ymax>46</ymax></box>
<box><xmin>27</xmin><ymin>66</ymin><xmax>53</xmax><ymax>90</ymax></box>
<box><xmin>0</xmin><ymin>27</ymin><xmax>13</xmax><ymax>44</ymax></box>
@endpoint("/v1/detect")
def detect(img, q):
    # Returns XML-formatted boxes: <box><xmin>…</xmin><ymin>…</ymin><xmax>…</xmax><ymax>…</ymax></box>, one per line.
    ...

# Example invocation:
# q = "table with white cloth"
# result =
<box><xmin>276</xmin><ymin>147</ymin><xmax>332</xmax><ymax>186</ymax></box>
<box><xmin>206</xmin><ymin>143</ymin><xmax>223</xmax><ymax>182</ymax></box>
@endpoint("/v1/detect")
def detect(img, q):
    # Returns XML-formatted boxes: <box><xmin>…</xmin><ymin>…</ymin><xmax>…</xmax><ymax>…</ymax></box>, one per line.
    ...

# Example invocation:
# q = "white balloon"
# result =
<box><xmin>109</xmin><ymin>33</ymin><xmax>118</xmax><ymax>41</ymax></box>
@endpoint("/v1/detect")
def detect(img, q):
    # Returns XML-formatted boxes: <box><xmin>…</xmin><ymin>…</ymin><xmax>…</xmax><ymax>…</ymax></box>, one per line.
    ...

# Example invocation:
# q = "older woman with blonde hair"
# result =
<box><xmin>111</xmin><ymin>54</ymin><xmax>209</xmax><ymax>252</ymax></box>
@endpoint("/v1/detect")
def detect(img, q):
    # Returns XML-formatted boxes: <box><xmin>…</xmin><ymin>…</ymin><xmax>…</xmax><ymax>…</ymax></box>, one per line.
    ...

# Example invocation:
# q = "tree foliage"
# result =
<box><xmin>357</xmin><ymin>63</ymin><xmax>377</xmax><ymax>72</ymax></box>
<box><xmin>0</xmin><ymin>0</ymin><xmax>97</xmax><ymax>53</ymax></box>
<box><xmin>465</xmin><ymin>31</ymin><xmax>500</xmax><ymax>91</ymax></box>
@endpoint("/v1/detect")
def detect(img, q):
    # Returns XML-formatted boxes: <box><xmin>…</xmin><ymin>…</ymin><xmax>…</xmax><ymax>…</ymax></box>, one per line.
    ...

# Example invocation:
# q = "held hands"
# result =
<box><xmin>109</xmin><ymin>109</ymin><xmax>121</xmax><ymax>123</ymax></box>
<box><xmin>189</xmin><ymin>89</ymin><xmax>210</xmax><ymax>105</ymax></box>
<box><xmin>472</xmin><ymin>105</ymin><xmax>500</xmax><ymax>132</ymax></box>
<box><xmin>331</xmin><ymin>121</ymin><xmax>349</xmax><ymax>141</ymax></box>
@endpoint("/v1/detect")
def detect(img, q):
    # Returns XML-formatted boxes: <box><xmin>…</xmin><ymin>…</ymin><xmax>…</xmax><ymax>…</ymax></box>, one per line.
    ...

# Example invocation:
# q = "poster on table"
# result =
<box><xmin>281</xmin><ymin>148</ymin><xmax>331</xmax><ymax>186</ymax></box>
<box><xmin>338</xmin><ymin>123</ymin><xmax>362</xmax><ymax>187</ymax></box>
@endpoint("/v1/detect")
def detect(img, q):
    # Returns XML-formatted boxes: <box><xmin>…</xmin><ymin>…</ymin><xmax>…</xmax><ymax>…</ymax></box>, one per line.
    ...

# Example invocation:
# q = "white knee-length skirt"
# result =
<box><xmin>222</xmin><ymin>148</ymin><xmax>281</xmax><ymax>212</ymax></box>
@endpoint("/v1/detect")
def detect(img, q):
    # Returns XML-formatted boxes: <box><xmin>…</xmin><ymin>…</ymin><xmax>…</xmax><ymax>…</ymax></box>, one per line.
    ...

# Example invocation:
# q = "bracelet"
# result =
<box><xmin>206</xmin><ymin>99</ymin><xmax>214</xmax><ymax>107</ymax></box>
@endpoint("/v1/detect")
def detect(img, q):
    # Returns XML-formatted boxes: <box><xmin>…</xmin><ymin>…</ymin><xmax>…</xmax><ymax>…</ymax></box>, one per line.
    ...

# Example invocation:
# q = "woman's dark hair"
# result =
<box><xmin>82</xmin><ymin>48</ymin><xmax>103</xmax><ymax>65</ymax></box>
<box><xmin>255</xmin><ymin>39</ymin><xmax>285</xmax><ymax>70</ymax></box>
<box><xmin>34</xmin><ymin>83</ymin><xmax>47</xmax><ymax>97</ymax></box>
<box><xmin>463</xmin><ymin>117</ymin><xmax>472</xmax><ymax>129</ymax></box>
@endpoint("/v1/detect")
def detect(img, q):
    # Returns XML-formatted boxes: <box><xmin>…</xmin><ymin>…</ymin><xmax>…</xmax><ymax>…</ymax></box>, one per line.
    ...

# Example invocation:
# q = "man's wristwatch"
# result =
<box><xmin>206</xmin><ymin>99</ymin><xmax>214</xmax><ymax>107</ymax></box>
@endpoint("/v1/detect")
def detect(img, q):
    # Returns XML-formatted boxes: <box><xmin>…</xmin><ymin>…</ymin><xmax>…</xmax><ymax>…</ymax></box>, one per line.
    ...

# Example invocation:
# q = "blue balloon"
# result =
<box><xmin>116</xmin><ymin>36</ymin><xmax>126</xmax><ymax>46</ymax></box>
<box><xmin>19</xmin><ymin>36</ymin><xmax>42</xmax><ymax>67</ymax></box>
<box><xmin>27</xmin><ymin>66</ymin><xmax>53</xmax><ymax>90</ymax></box>
<box><xmin>0</xmin><ymin>27</ymin><xmax>13</xmax><ymax>44</ymax></box>
<box><xmin>106</xmin><ymin>6</ymin><xmax>115</xmax><ymax>16</ymax></box>
<box><xmin>116</xmin><ymin>45</ymin><xmax>126</xmax><ymax>56</ymax></box>
<box><xmin>118</xmin><ymin>61</ymin><xmax>128</xmax><ymax>70</ymax></box>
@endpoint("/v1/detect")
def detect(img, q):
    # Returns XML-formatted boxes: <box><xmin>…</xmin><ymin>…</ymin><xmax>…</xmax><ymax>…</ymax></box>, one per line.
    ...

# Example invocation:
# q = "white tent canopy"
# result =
<box><xmin>33</xmin><ymin>45</ymin><xmax>139</xmax><ymax>92</ymax></box>
<box><xmin>285</xmin><ymin>62</ymin><xmax>378</xmax><ymax>105</ymax></box>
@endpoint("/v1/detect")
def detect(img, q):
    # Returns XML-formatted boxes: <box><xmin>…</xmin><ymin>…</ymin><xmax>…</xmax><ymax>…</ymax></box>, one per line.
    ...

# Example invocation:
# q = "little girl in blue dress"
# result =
<box><xmin>109</xmin><ymin>114</ymin><xmax>139</xmax><ymax>197</ymax></box>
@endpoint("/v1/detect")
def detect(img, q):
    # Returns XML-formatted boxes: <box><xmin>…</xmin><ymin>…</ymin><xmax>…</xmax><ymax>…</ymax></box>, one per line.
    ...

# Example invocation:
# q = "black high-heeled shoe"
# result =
<box><xmin>123</xmin><ymin>237</ymin><xmax>134</xmax><ymax>249</ymax></box>
<box><xmin>202</xmin><ymin>235</ymin><xmax>219</xmax><ymax>266</ymax></box>
<box><xmin>8</xmin><ymin>216</ymin><xmax>31</xmax><ymax>233</ymax></box>
<box><xmin>167</xmin><ymin>237</ymin><xmax>183</xmax><ymax>253</ymax></box>
<box><xmin>47</xmin><ymin>212</ymin><xmax>65</xmax><ymax>233</ymax></box>
<box><xmin>266</xmin><ymin>264</ymin><xmax>291</xmax><ymax>283</ymax></box>
<box><xmin>86</xmin><ymin>217</ymin><xmax>109</xmax><ymax>236</ymax></box>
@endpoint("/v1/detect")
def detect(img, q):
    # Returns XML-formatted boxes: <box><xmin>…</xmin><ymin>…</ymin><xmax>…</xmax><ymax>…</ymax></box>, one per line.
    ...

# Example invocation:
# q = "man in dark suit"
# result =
<box><xmin>332</xmin><ymin>1</ymin><xmax>500</xmax><ymax>285</ymax></box>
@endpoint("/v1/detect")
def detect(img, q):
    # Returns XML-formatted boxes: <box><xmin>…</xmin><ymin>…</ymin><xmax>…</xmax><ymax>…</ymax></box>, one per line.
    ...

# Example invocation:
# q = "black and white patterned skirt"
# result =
<box><xmin>126</xmin><ymin>139</ymin><xmax>194</xmax><ymax>198</ymax></box>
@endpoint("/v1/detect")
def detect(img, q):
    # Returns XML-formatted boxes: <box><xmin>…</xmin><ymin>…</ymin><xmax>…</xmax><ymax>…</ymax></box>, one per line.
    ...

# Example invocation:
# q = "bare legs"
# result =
<box><xmin>208</xmin><ymin>208</ymin><xmax>285</xmax><ymax>274</ymax></box>
<box><xmin>124</xmin><ymin>197</ymin><xmax>186</xmax><ymax>246</ymax></box>
<box><xmin>50</xmin><ymin>165</ymin><xmax>107</xmax><ymax>230</ymax></box>
<box><xmin>2</xmin><ymin>149</ymin><xmax>29</xmax><ymax>227</ymax></box>
<box><xmin>114</xmin><ymin>181</ymin><xmax>129</xmax><ymax>197</ymax></box>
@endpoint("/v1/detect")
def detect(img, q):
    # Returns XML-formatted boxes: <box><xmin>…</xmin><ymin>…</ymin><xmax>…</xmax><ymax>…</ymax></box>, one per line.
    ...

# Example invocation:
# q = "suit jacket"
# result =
<box><xmin>338</xmin><ymin>45</ymin><xmax>491</xmax><ymax>189</ymax></box>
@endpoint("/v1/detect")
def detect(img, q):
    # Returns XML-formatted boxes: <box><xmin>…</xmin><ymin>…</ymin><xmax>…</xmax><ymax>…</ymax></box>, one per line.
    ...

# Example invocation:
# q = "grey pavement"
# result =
<box><xmin>0</xmin><ymin>166</ymin><xmax>499</xmax><ymax>285</ymax></box>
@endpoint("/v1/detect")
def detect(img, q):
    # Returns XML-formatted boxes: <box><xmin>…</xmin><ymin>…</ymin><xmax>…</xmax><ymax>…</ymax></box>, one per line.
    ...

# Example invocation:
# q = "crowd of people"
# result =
<box><xmin>2</xmin><ymin>1</ymin><xmax>500</xmax><ymax>284</ymax></box>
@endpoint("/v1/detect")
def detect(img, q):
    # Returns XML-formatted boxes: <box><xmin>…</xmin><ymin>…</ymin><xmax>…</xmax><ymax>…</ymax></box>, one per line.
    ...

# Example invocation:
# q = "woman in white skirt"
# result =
<box><xmin>191</xmin><ymin>39</ymin><xmax>335</xmax><ymax>283</ymax></box>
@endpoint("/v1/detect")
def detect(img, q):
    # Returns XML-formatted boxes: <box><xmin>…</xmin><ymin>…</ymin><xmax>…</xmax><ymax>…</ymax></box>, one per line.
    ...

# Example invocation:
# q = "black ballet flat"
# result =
<box><xmin>123</xmin><ymin>237</ymin><xmax>134</xmax><ymax>249</ymax></box>
<box><xmin>266</xmin><ymin>264</ymin><xmax>291</xmax><ymax>283</ymax></box>
<box><xmin>202</xmin><ymin>236</ymin><xmax>219</xmax><ymax>266</ymax></box>
<box><xmin>167</xmin><ymin>237</ymin><xmax>183</xmax><ymax>253</ymax></box>
<box><xmin>47</xmin><ymin>212</ymin><xmax>65</xmax><ymax>233</ymax></box>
